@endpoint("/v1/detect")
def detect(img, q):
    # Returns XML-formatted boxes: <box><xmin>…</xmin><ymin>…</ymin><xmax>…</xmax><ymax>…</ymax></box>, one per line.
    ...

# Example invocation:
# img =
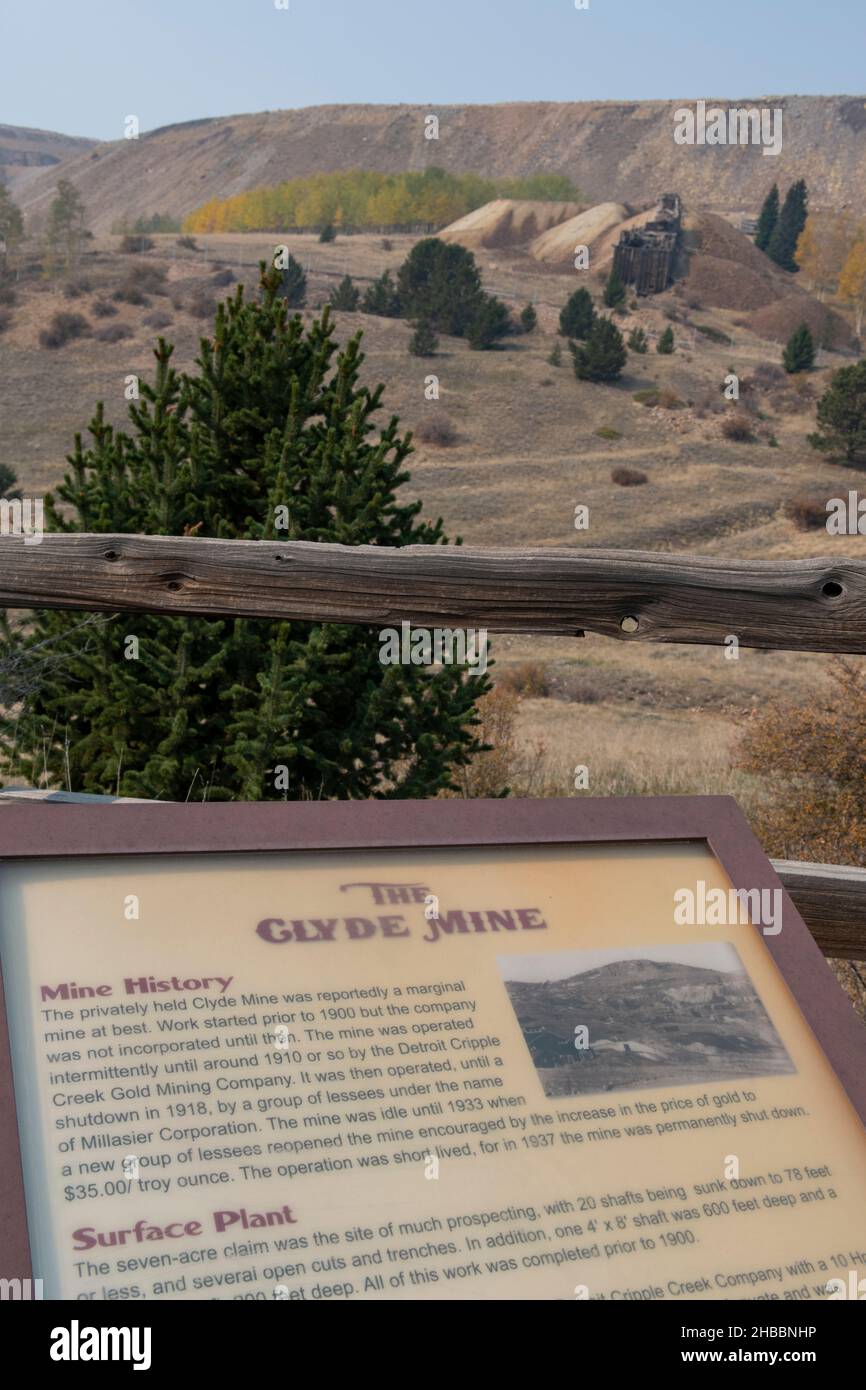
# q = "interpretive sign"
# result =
<box><xmin>1</xmin><ymin>798</ymin><xmax>865</xmax><ymax>1302</ymax></box>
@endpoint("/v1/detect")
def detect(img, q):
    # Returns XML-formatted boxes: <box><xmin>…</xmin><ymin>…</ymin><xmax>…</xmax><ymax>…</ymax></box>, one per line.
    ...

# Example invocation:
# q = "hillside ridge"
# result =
<box><xmin>10</xmin><ymin>96</ymin><xmax>866</xmax><ymax>233</ymax></box>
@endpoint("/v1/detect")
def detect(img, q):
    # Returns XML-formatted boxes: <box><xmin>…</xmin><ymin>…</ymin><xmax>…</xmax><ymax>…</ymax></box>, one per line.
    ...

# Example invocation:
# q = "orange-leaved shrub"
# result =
<box><xmin>737</xmin><ymin>659</ymin><xmax>866</xmax><ymax>865</ymax></box>
<box><xmin>715</xmin><ymin>662</ymin><xmax>866</xmax><ymax>1015</ymax></box>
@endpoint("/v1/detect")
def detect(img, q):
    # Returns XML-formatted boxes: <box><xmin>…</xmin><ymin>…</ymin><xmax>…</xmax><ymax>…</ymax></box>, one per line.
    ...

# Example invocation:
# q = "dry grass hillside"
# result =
<box><xmin>11</xmin><ymin>96</ymin><xmax>866</xmax><ymax>234</ymax></box>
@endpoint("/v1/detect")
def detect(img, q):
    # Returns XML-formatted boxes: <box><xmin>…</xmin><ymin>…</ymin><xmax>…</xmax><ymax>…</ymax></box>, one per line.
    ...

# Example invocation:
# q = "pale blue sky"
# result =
<box><xmin>4</xmin><ymin>0</ymin><xmax>865</xmax><ymax>140</ymax></box>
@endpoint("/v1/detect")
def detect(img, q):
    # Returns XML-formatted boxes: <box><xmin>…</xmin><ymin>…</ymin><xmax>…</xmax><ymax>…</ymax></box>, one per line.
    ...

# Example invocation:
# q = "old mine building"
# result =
<box><xmin>612</xmin><ymin>193</ymin><xmax>681</xmax><ymax>295</ymax></box>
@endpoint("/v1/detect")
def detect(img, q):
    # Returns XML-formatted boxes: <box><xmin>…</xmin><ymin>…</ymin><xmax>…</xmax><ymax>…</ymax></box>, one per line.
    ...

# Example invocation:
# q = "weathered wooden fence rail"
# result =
<box><xmin>1</xmin><ymin>534</ymin><xmax>866</xmax><ymax>651</ymax></box>
<box><xmin>772</xmin><ymin>862</ymin><xmax>866</xmax><ymax>961</ymax></box>
<box><xmin>2</xmin><ymin>534</ymin><xmax>866</xmax><ymax>957</ymax></box>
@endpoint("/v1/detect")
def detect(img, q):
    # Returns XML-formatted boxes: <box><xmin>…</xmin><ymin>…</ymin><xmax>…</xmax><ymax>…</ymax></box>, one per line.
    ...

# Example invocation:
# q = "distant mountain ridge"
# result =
<box><xmin>10</xmin><ymin>96</ymin><xmax>866</xmax><ymax>233</ymax></box>
<box><xmin>0</xmin><ymin>124</ymin><xmax>96</xmax><ymax>191</ymax></box>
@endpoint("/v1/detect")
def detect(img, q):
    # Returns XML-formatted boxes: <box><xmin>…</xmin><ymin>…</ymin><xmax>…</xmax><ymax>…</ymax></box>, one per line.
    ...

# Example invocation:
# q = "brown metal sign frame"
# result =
<box><xmin>1</xmin><ymin>794</ymin><xmax>865</xmax><ymax>1284</ymax></box>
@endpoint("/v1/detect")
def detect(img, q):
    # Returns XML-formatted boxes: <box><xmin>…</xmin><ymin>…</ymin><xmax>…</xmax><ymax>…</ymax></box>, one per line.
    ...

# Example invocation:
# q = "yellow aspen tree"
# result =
<box><xmin>839</xmin><ymin>237</ymin><xmax>866</xmax><ymax>337</ymax></box>
<box><xmin>796</xmin><ymin>213</ymin><xmax>853</xmax><ymax>300</ymax></box>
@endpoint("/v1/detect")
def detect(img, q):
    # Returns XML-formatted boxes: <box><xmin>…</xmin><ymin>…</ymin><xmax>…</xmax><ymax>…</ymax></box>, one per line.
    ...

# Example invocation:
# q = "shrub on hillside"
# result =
<box><xmin>135</xmin><ymin>265</ymin><xmax>169</xmax><ymax>295</ymax></box>
<box><xmin>91</xmin><ymin>297</ymin><xmax>118</xmax><ymax>318</ymax></box>
<box><xmin>414</xmin><ymin>415</ymin><xmax>457</xmax><ymax>447</ymax></box>
<box><xmin>750</xmin><ymin>362</ymin><xmax>786</xmax><ymax>391</ymax></box>
<box><xmin>612</xmin><ymin>466</ymin><xmax>647</xmax><ymax>486</ymax></box>
<box><xmin>627</xmin><ymin>327</ymin><xmax>648</xmax><ymax>353</ymax></box>
<box><xmin>95</xmin><ymin>322</ymin><xmax>132</xmax><ymax>343</ymax></box>
<box><xmin>448</xmin><ymin>685</ymin><xmax>518</xmax><ymax>799</ymax></box>
<box><xmin>499</xmin><ymin>662</ymin><xmax>551</xmax><ymax>699</ymax></box>
<box><xmin>188</xmin><ymin>290</ymin><xmax>218</xmax><ymax>319</ymax></box>
<box><xmin>63</xmin><ymin>278</ymin><xmax>91</xmax><ymax>299</ymax></box>
<box><xmin>721</xmin><ymin>413</ymin><xmax>754</xmax><ymax>442</ymax></box>
<box><xmin>39</xmin><ymin>312</ymin><xmax>91</xmax><ymax>349</ymax></box>
<box><xmin>176</xmin><ymin>235</ymin><xmax>198</xmax><ymax>251</ymax></box>
<box><xmin>0</xmin><ymin>306</ymin><xmax>12</xmax><ymax>335</ymax></box>
<box><xmin>693</xmin><ymin>389</ymin><xmax>724</xmax><ymax>417</ymax></box>
<box><xmin>120</xmin><ymin>234</ymin><xmax>155</xmax><ymax>253</ymax></box>
<box><xmin>784</xmin><ymin>496</ymin><xmax>828</xmax><ymax>530</ymax></box>
<box><xmin>570</xmin><ymin>317</ymin><xmax>627</xmax><ymax>382</ymax></box>
<box><xmin>113</xmin><ymin>282</ymin><xmax>149</xmax><ymax>306</ymax></box>
<box><xmin>211</xmin><ymin>268</ymin><xmax>235</xmax><ymax>287</ymax></box>
<box><xmin>737</xmin><ymin>659</ymin><xmax>866</xmax><ymax>865</ymax></box>
<box><xmin>143</xmin><ymin>310</ymin><xmax>172</xmax><ymax>329</ymax></box>
<box><xmin>693</xmin><ymin>322</ymin><xmax>732</xmax><ymax>345</ymax></box>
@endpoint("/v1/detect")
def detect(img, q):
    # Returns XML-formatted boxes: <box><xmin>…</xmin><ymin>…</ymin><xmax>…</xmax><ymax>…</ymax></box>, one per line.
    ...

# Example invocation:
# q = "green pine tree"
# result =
<box><xmin>520</xmin><ymin>303</ymin><xmax>537</xmax><ymax>333</ymax></box>
<box><xmin>559</xmin><ymin>287</ymin><xmax>595</xmax><ymax>339</ymax></box>
<box><xmin>329</xmin><ymin>274</ymin><xmax>360</xmax><ymax>311</ymax></box>
<box><xmin>466</xmin><ymin>294</ymin><xmax>510</xmax><ymax>350</ymax></box>
<box><xmin>602</xmin><ymin>266</ymin><xmax>626</xmax><ymax>309</ymax></box>
<box><xmin>656</xmin><ymin>325</ymin><xmax>675</xmax><ymax>354</ymax></box>
<box><xmin>783</xmin><ymin>322</ymin><xmax>815</xmax><ymax>374</ymax></box>
<box><xmin>276</xmin><ymin>252</ymin><xmax>306</xmax><ymax>307</ymax></box>
<box><xmin>808</xmin><ymin>360</ymin><xmax>866</xmax><ymax>463</ymax></box>
<box><xmin>0</xmin><ymin>463</ymin><xmax>19</xmax><ymax>498</ymax></box>
<box><xmin>570</xmin><ymin>317</ymin><xmax>627</xmax><ymax>382</ymax></box>
<box><xmin>319</xmin><ymin>223</ymin><xmax>337</xmax><ymax>243</ymax></box>
<box><xmin>547</xmin><ymin>342</ymin><xmax>563</xmax><ymax>367</ymax></box>
<box><xmin>408</xmin><ymin>320</ymin><xmax>439</xmax><ymax>356</ymax></box>
<box><xmin>0</xmin><ymin>265</ymin><xmax>489</xmax><ymax>799</ymax></box>
<box><xmin>627</xmin><ymin>327</ymin><xmax>648</xmax><ymax>353</ymax></box>
<box><xmin>397</xmin><ymin>238</ymin><xmax>483</xmax><ymax>337</ymax></box>
<box><xmin>361</xmin><ymin>269</ymin><xmax>401</xmax><ymax>317</ymax></box>
<box><xmin>768</xmin><ymin>180</ymin><xmax>808</xmax><ymax>272</ymax></box>
<box><xmin>754</xmin><ymin>184</ymin><xmax>780</xmax><ymax>252</ymax></box>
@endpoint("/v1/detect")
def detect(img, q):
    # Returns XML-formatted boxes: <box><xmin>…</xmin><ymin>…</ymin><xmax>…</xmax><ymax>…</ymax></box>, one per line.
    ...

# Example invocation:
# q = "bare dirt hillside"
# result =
<box><xmin>0</xmin><ymin>123</ymin><xmax>95</xmax><ymax>191</ymax></box>
<box><xmin>681</xmin><ymin>213</ymin><xmax>855</xmax><ymax>347</ymax></box>
<box><xmin>13</xmin><ymin>97</ymin><xmax>866</xmax><ymax>233</ymax></box>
